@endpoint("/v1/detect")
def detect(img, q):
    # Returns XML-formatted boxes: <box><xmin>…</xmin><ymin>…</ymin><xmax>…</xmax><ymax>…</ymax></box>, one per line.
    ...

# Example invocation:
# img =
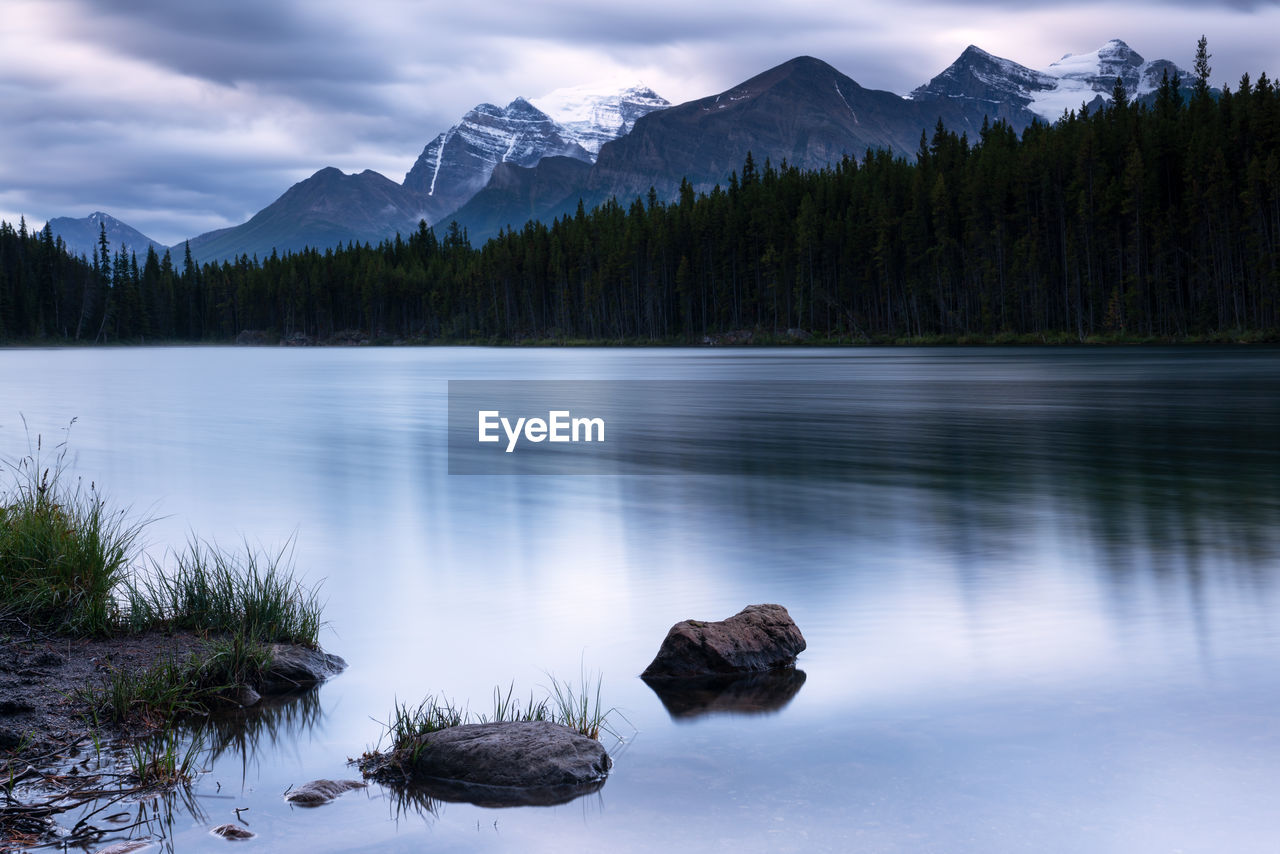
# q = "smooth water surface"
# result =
<box><xmin>3</xmin><ymin>346</ymin><xmax>1279</xmax><ymax>853</ymax></box>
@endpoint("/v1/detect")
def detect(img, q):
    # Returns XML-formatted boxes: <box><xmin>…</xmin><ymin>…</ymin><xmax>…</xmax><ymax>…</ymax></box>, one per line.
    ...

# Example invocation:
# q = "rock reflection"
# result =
<box><xmin>644</xmin><ymin>667</ymin><xmax>807</xmax><ymax>720</ymax></box>
<box><xmin>373</xmin><ymin>775</ymin><xmax>606</xmax><ymax>811</ymax></box>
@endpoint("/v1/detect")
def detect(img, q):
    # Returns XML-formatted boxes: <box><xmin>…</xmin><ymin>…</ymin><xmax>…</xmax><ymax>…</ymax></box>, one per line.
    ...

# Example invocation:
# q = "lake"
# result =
<box><xmin>3</xmin><ymin>345</ymin><xmax>1279</xmax><ymax>853</ymax></box>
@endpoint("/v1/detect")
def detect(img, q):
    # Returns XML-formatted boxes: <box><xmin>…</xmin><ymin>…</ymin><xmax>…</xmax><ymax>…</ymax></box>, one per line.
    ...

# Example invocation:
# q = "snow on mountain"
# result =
<box><xmin>403</xmin><ymin>85</ymin><xmax>670</xmax><ymax>220</ymax></box>
<box><xmin>47</xmin><ymin>211</ymin><xmax>165</xmax><ymax>260</ymax></box>
<box><xmin>531</xmin><ymin>84</ymin><xmax>671</xmax><ymax>156</ymax></box>
<box><xmin>1032</xmin><ymin>39</ymin><xmax>1189</xmax><ymax>119</ymax></box>
<box><xmin>913</xmin><ymin>39</ymin><xmax>1194</xmax><ymax>126</ymax></box>
<box><xmin>908</xmin><ymin>45</ymin><xmax>1056</xmax><ymax>105</ymax></box>
<box><xmin>402</xmin><ymin>98</ymin><xmax>590</xmax><ymax>217</ymax></box>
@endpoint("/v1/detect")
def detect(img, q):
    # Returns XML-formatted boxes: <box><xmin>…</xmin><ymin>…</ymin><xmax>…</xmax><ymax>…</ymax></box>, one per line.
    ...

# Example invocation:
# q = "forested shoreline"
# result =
<box><xmin>2</xmin><ymin>60</ymin><xmax>1278</xmax><ymax>345</ymax></box>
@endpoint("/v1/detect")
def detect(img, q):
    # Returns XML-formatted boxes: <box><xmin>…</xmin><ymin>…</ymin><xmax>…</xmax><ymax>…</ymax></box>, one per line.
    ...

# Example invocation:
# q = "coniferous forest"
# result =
<box><xmin>2</xmin><ymin>59</ymin><xmax>1278</xmax><ymax>344</ymax></box>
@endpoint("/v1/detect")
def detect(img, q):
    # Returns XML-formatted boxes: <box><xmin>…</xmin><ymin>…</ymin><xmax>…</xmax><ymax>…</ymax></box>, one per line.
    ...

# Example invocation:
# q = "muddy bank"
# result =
<box><xmin>0</xmin><ymin>620</ymin><xmax>341</xmax><ymax>773</ymax></box>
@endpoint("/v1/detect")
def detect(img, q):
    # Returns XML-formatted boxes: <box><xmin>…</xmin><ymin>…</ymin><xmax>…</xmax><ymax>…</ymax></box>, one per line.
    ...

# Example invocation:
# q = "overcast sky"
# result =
<box><xmin>2</xmin><ymin>0</ymin><xmax>1277</xmax><ymax>245</ymax></box>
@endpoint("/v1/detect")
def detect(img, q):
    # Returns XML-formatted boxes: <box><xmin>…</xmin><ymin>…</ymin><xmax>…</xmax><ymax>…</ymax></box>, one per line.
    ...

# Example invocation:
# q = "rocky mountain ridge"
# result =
<box><xmin>50</xmin><ymin>40</ymin><xmax>1198</xmax><ymax>262</ymax></box>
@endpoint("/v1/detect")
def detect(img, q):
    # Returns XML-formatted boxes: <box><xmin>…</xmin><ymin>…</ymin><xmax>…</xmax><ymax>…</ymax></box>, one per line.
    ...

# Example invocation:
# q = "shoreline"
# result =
<box><xmin>0</xmin><ymin>625</ymin><xmax>339</xmax><ymax>774</ymax></box>
<box><xmin>2</xmin><ymin>330</ymin><xmax>1278</xmax><ymax>349</ymax></box>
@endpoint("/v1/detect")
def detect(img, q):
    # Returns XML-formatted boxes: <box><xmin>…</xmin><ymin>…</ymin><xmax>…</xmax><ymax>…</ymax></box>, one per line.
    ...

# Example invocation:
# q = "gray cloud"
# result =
<box><xmin>2</xmin><ymin>0</ymin><xmax>1277</xmax><ymax>245</ymax></box>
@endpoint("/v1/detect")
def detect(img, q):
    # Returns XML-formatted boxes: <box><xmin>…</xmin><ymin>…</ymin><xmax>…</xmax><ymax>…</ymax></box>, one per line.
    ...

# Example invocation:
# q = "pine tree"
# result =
<box><xmin>1194</xmin><ymin>35</ymin><xmax>1213</xmax><ymax>101</ymax></box>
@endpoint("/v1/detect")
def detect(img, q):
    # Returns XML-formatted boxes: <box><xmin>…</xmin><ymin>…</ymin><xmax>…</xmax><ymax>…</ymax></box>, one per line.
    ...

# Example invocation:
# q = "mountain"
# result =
<box><xmin>180</xmin><ymin>41</ymin><xmax>1194</xmax><ymax>259</ymax></box>
<box><xmin>911</xmin><ymin>39</ymin><xmax>1193</xmax><ymax>127</ymax></box>
<box><xmin>447</xmin><ymin>156</ymin><xmax>593</xmax><ymax>239</ymax></box>
<box><xmin>452</xmin><ymin>56</ymin><xmax>974</xmax><ymax>240</ymax></box>
<box><xmin>907</xmin><ymin>45</ymin><xmax>1059</xmax><ymax>129</ymax></box>
<box><xmin>531</xmin><ymin>84</ymin><xmax>671</xmax><ymax>156</ymax></box>
<box><xmin>47</xmin><ymin>211</ymin><xmax>165</xmax><ymax>260</ymax></box>
<box><xmin>453</xmin><ymin>42</ymin><xmax>1198</xmax><ymax>242</ymax></box>
<box><xmin>185</xmin><ymin>167</ymin><xmax>426</xmax><ymax>263</ymax></box>
<box><xmin>186</xmin><ymin>85</ymin><xmax>668</xmax><ymax>262</ymax></box>
<box><xmin>587</xmin><ymin>56</ymin><xmax>963</xmax><ymax>202</ymax></box>
<box><xmin>402</xmin><ymin>98</ymin><xmax>592</xmax><ymax>220</ymax></box>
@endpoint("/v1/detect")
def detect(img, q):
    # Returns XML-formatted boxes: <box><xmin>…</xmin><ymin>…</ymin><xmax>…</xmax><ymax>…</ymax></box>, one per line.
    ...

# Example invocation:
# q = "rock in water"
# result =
<box><xmin>94</xmin><ymin>842</ymin><xmax>153</xmax><ymax>854</ymax></box>
<box><xmin>641</xmin><ymin>604</ymin><xmax>806</xmax><ymax>679</ymax></box>
<box><xmin>210</xmin><ymin>824</ymin><xmax>255</xmax><ymax>839</ymax></box>
<box><xmin>284</xmin><ymin>779</ymin><xmax>367</xmax><ymax>806</ymax></box>
<box><xmin>407</xmin><ymin>721</ymin><xmax>610</xmax><ymax>789</ymax></box>
<box><xmin>258</xmin><ymin>645</ymin><xmax>347</xmax><ymax>694</ymax></box>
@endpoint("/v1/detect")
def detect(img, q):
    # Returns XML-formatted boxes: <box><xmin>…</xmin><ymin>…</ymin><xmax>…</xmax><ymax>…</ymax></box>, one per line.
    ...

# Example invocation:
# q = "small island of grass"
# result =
<box><xmin>0</xmin><ymin>439</ymin><xmax>338</xmax><ymax>843</ymax></box>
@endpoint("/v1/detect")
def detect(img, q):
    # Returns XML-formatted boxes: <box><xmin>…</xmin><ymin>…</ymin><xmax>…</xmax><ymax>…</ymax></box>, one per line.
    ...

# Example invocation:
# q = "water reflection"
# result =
<box><xmin>198</xmin><ymin>688</ymin><xmax>325</xmax><ymax>781</ymax></box>
<box><xmin>373</xmin><ymin>775</ymin><xmax>607</xmax><ymax>810</ymax></box>
<box><xmin>643</xmin><ymin>668</ymin><xmax>807</xmax><ymax>719</ymax></box>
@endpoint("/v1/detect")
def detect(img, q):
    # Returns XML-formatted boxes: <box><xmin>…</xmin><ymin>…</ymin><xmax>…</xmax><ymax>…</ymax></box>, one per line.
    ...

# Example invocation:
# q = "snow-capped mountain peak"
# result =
<box><xmin>1031</xmin><ymin>38</ymin><xmax>1187</xmax><ymax>118</ymax></box>
<box><xmin>402</xmin><ymin>97</ymin><xmax>589</xmax><ymax>213</ymax></box>
<box><xmin>908</xmin><ymin>44</ymin><xmax>1056</xmax><ymax>106</ymax></box>
<box><xmin>402</xmin><ymin>83</ymin><xmax>670</xmax><ymax>219</ymax></box>
<box><xmin>913</xmin><ymin>39</ymin><xmax>1194</xmax><ymax>125</ymax></box>
<box><xmin>532</xmin><ymin>83</ymin><xmax>670</xmax><ymax>156</ymax></box>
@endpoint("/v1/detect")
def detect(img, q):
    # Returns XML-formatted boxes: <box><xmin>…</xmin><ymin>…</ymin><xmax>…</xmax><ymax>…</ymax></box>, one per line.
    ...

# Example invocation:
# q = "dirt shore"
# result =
<box><xmin>0</xmin><ymin>620</ymin><xmax>219</xmax><ymax>772</ymax></box>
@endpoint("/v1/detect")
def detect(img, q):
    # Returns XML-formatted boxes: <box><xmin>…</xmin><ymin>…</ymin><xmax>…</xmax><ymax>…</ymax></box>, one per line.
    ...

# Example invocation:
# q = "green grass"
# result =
<box><xmin>128</xmin><ymin>727</ymin><xmax>205</xmax><ymax>787</ymax></box>
<box><xmin>123</xmin><ymin>538</ymin><xmax>322</xmax><ymax>647</ymax></box>
<box><xmin>0</xmin><ymin>433</ymin><xmax>144</xmax><ymax>635</ymax></box>
<box><xmin>1</xmin><ymin>430</ymin><xmax>323</xmax><ymax>646</ymax></box>
<box><xmin>546</xmin><ymin>672</ymin><xmax>616</xmax><ymax>741</ymax></box>
<box><xmin>79</xmin><ymin>632</ymin><xmax>274</xmax><ymax>727</ymax></box>
<box><xmin>85</xmin><ymin>656</ymin><xmax>204</xmax><ymax>726</ymax></box>
<box><xmin>480</xmin><ymin>683</ymin><xmax>552</xmax><ymax>726</ymax></box>
<box><xmin>376</xmin><ymin>674</ymin><xmax>618</xmax><ymax>762</ymax></box>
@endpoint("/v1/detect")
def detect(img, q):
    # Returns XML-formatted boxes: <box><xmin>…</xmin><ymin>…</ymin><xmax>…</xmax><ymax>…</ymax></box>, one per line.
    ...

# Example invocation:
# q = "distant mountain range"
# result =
<box><xmin>909</xmin><ymin>39</ymin><xmax>1192</xmax><ymax>128</ymax></box>
<box><xmin>50</xmin><ymin>40</ymin><xmax>1195</xmax><ymax>261</ymax></box>
<box><xmin>46</xmin><ymin>211</ymin><xmax>165</xmax><ymax>260</ymax></box>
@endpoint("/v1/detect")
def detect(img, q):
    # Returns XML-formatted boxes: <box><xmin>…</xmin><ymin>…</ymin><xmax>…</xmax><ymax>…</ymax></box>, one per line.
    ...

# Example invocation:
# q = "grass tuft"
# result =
<box><xmin>129</xmin><ymin>727</ymin><xmax>205</xmax><ymax>787</ymax></box>
<box><xmin>546</xmin><ymin>671</ymin><xmax>618</xmax><ymax>741</ymax></box>
<box><xmin>78</xmin><ymin>631</ymin><xmax>274</xmax><ymax>727</ymax></box>
<box><xmin>0</xmin><ymin>428</ymin><xmax>145</xmax><ymax>635</ymax></box>
<box><xmin>123</xmin><ymin>537</ymin><xmax>322</xmax><ymax>647</ymax></box>
<box><xmin>2</xmin><ymin>426</ymin><xmax>323</xmax><ymax>647</ymax></box>
<box><xmin>479</xmin><ymin>682</ymin><xmax>551</xmax><ymax>725</ymax></box>
<box><xmin>375</xmin><ymin>674</ymin><xmax>619</xmax><ymax>765</ymax></box>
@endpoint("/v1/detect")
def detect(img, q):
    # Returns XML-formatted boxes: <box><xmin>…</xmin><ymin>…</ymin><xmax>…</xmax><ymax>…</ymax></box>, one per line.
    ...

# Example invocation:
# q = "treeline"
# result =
<box><xmin>3</xmin><ymin>56</ymin><xmax>1279</xmax><ymax>343</ymax></box>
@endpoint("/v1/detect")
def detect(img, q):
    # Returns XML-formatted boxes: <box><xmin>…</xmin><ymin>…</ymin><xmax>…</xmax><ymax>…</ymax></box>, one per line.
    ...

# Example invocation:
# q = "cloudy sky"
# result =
<box><xmin>2</xmin><ymin>0</ymin><xmax>1277</xmax><ymax>245</ymax></box>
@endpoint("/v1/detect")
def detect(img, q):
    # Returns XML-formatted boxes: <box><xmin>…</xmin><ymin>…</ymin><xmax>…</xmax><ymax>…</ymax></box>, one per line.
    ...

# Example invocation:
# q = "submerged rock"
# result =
<box><xmin>93</xmin><ymin>842</ymin><xmax>153</xmax><ymax>854</ymax></box>
<box><xmin>258</xmin><ymin>645</ymin><xmax>347</xmax><ymax>695</ymax></box>
<box><xmin>641</xmin><ymin>604</ymin><xmax>806</xmax><ymax>680</ymax></box>
<box><xmin>210</xmin><ymin>823</ymin><xmax>255</xmax><ymax>839</ymax></box>
<box><xmin>218</xmin><ymin>684</ymin><xmax>261</xmax><ymax>708</ymax></box>
<box><xmin>645</xmin><ymin>667</ymin><xmax>807</xmax><ymax>719</ymax></box>
<box><xmin>284</xmin><ymin>778</ymin><xmax>367</xmax><ymax>806</ymax></box>
<box><xmin>364</xmin><ymin>720</ymin><xmax>610</xmax><ymax>805</ymax></box>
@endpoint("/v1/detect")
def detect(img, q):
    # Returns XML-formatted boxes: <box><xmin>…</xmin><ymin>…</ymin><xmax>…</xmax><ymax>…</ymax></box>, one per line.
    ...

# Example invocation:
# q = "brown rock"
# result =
<box><xmin>210</xmin><ymin>823</ymin><xmax>255</xmax><ymax>839</ymax></box>
<box><xmin>284</xmin><ymin>778</ymin><xmax>367</xmax><ymax>806</ymax></box>
<box><xmin>640</xmin><ymin>603</ymin><xmax>806</xmax><ymax>680</ymax></box>
<box><xmin>405</xmin><ymin>721</ymin><xmax>610</xmax><ymax>790</ymax></box>
<box><xmin>258</xmin><ymin>645</ymin><xmax>346</xmax><ymax>695</ymax></box>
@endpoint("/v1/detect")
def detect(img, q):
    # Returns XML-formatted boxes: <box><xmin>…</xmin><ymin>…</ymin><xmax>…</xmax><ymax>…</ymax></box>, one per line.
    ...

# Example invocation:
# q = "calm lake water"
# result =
<box><xmin>3</xmin><ymin>346</ymin><xmax>1280</xmax><ymax>853</ymax></box>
